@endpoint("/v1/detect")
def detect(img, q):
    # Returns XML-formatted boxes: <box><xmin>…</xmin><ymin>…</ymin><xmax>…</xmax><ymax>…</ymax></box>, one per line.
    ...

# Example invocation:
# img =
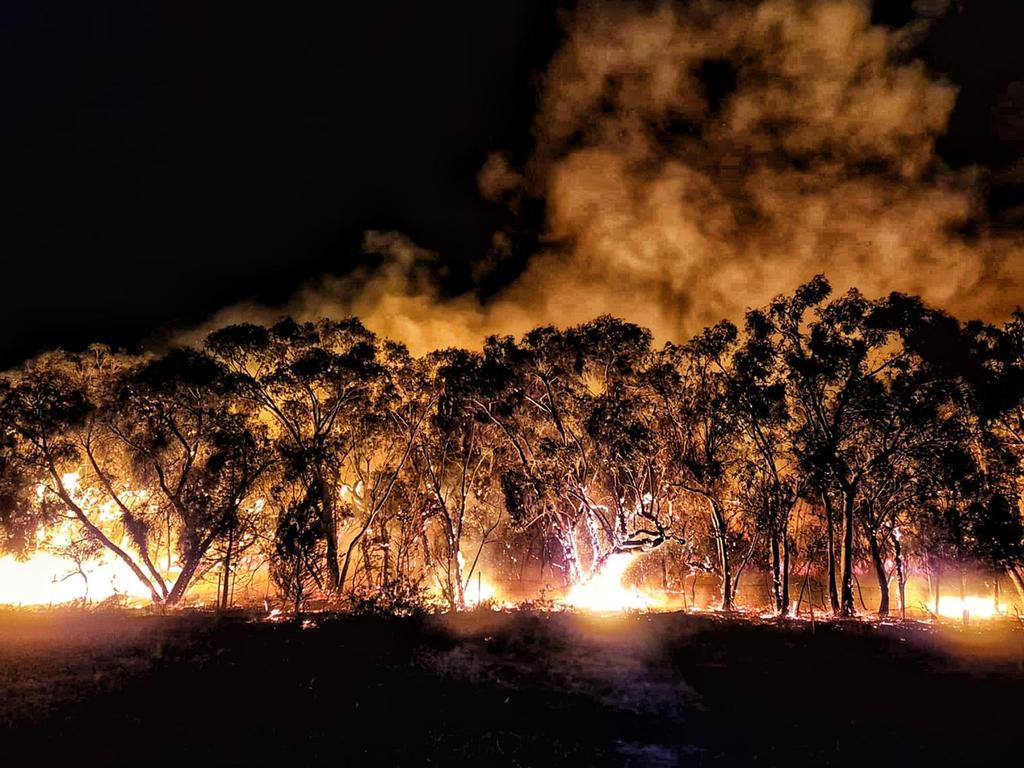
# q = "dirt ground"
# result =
<box><xmin>1</xmin><ymin>608</ymin><xmax>1022</xmax><ymax>766</ymax></box>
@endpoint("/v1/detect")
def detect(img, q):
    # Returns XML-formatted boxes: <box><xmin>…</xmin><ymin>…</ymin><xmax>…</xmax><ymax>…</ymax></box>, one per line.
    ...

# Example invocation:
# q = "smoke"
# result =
<box><xmin>191</xmin><ymin>0</ymin><xmax>1023</xmax><ymax>353</ymax></box>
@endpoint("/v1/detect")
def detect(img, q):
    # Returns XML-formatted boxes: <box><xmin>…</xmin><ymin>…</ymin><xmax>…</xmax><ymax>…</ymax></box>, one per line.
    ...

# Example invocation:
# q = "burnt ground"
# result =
<box><xmin>0</xmin><ymin>608</ymin><xmax>1022</xmax><ymax>766</ymax></box>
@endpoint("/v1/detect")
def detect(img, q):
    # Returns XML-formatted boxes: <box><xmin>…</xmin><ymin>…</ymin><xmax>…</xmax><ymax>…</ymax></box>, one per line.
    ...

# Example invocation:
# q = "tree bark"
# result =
<box><xmin>822</xmin><ymin>493</ymin><xmax>840</xmax><ymax>614</ymax></box>
<box><xmin>317</xmin><ymin>471</ymin><xmax>341</xmax><ymax>593</ymax></box>
<box><xmin>452</xmin><ymin>545</ymin><xmax>465</xmax><ymax>609</ymax></box>
<box><xmin>557</xmin><ymin>521</ymin><xmax>582</xmax><ymax>586</ymax></box>
<box><xmin>781</xmin><ymin>533</ymin><xmax>790</xmax><ymax>616</ymax></box>
<box><xmin>771</xmin><ymin>529</ymin><xmax>784</xmax><ymax>615</ymax></box>
<box><xmin>893</xmin><ymin>533</ymin><xmax>906</xmax><ymax>620</ymax></box>
<box><xmin>1005</xmin><ymin>565</ymin><xmax>1024</xmax><ymax>607</ymax></box>
<box><xmin>867</xmin><ymin>532</ymin><xmax>889</xmax><ymax>617</ymax></box>
<box><xmin>838</xmin><ymin>488</ymin><xmax>856</xmax><ymax>617</ymax></box>
<box><xmin>219</xmin><ymin>525</ymin><xmax>234</xmax><ymax>611</ymax></box>
<box><xmin>710</xmin><ymin>499</ymin><xmax>732</xmax><ymax>611</ymax></box>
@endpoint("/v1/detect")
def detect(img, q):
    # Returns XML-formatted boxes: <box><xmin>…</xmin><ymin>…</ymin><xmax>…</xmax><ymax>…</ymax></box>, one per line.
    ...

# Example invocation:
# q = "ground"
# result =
<box><xmin>1</xmin><ymin>608</ymin><xmax>1022</xmax><ymax>766</ymax></box>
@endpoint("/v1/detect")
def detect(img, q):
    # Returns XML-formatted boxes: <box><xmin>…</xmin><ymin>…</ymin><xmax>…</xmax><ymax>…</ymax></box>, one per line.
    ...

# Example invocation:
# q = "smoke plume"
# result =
<box><xmin>194</xmin><ymin>0</ymin><xmax>1023</xmax><ymax>352</ymax></box>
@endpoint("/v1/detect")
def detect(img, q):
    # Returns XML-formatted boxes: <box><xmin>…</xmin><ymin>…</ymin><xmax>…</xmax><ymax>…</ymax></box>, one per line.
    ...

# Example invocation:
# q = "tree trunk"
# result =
<box><xmin>771</xmin><ymin>529</ymin><xmax>784</xmax><ymax>615</ymax></box>
<box><xmin>893</xmin><ymin>534</ymin><xmax>906</xmax><ymax>620</ymax></box>
<box><xmin>339</xmin><ymin>509</ymin><xmax>377</xmax><ymax>595</ymax></box>
<box><xmin>822</xmin><ymin>493</ymin><xmax>840</xmax><ymax>614</ymax></box>
<box><xmin>165</xmin><ymin>547</ymin><xmax>210</xmax><ymax>605</ymax></box>
<box><xmin>838</xmin><ymin>489</ymin><xmax>856</xmax><ymax>617</ymax></box>
<box><xmin>219</xmin><ymin>525</ymin><xmax>234</xmax><ymax>611</ymax></box>
<box><xmin>452</xmin><ymin>545</ymin><xmax>466</xmax><ymax>609</ymax></box>
<box><xmin>868</xmin><ymin>532</ymin><xmax>889</xmax><ymax>617</ymax></box>
<box><xmin>1005</xmin><ymin>565</ymin><xmax>1024</xmax><ymax>608</ymax></box>
<box><xmin>317</xmin><ymin>472</ymin><xmax>341</xmax><ymax>593</ymax></box>
<box><xmin>553</xmin><ymin>516</ymin><xmax>582</xmax><ymax>586</ymax></box>
<box><xmin>710</xmin><ymin>499</ymin><xmax>732</xmax><ymax>611</ymax></box>
<box><xmin>781</xmin><ymin>532</ymin><xmax>791</xmax><ymax>616</ymax></box>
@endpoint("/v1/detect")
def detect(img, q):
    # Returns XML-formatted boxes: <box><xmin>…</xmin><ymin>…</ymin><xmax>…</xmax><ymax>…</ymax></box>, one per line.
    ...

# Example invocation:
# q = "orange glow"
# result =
<box><xmin>936</xmin><ymin>595</ymin><xmax>1006</xmax><ymax>621</ymax></box>
<box><xmin>0</xmin><ymin>548</ymin><xmax>152</xmax><ymax>606</ymax></box>
<box><xmin>462</xmin><ymin>572</ymin><xmax>498</xmax><ymax>607</ymax></box>
<box><xmin>1</xmin><ymin>472</ymin><xmax>169</xmax><ymax>606</ymax></box>
<box><xmin>562</xmin><ymin>553</ymin><xmax>658</xmax><ymax>612</ymax></box>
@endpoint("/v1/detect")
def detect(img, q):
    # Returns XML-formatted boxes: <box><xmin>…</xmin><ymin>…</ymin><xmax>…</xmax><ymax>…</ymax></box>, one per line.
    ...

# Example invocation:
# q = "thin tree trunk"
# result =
<box><xmin>1005</xmin><ymin>565</ymin><xmax>1024</xmax><ymax>608</ymax></box>
<box><xmin>838</xmin><ymin>489</ymin><xmax>856</xmax><ymax>617</ymax></box>
<box><xmin>781</xmin><ymin>532</ymin><xmax>791</xmax><ymax>616</ymax></box>
<box><xmin>771</xmin><ymin>529</ymin><xmax>784</xmax><ymax>614</ymax></box>
<box><xmin>868</xmin><ymin>532</ymin><xmax>889</xmax><ymax>617</ymax></box>
<box><xmin>893</xmin><ymin>533</ymin><xmax>906</xmax><ymax>620</ymax></box>
<box><xmin>220</xmin><ymin>525</ymin><xmax>234</xmax><ymax>610</ymax></box>
<box><xmin>710</xmin><ymin>499</ymin><xmax>732</xmax><ymax>611</ymax></box>
<box><xmin>452</xmin><ymin>544</ymin><xmax>465</xmax><ymax>609</ymax></box>
<box><xmin>822</xmin><ymin>493</ymin><xmax>840</xmax><ymax>614</ymax></box>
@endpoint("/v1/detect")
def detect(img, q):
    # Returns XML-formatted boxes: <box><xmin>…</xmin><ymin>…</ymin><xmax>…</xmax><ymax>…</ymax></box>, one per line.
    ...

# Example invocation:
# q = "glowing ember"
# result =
<box><xmin>936</xmin><ymin>595</ymin><xmax>1006</xmax><ymax>621</ymax></box>
<box><xmin>563</xmin><ymin>553</ymin><xmax>656</xmax><ymax>612</ymax></box>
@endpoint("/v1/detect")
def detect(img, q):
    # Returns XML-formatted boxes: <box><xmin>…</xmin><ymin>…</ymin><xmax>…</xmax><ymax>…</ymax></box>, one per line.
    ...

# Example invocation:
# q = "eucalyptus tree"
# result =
<box><xmin>0</xmin><ymin>347</ymin><xmax>270</xmax><ymax>605</ymax></box>
<box><xmin>484</xmin><ymin>317</ymin><xmax>656</xmax><ymax>586</ymax></box>
<box><xmin>335</xmin><ymin>340</ymin><xmax>436</xmax><ymax>595</ymax></box>
<box><xmin>651</xmin><ymin>321</ymin><xmax>746</xmax><ymax>611</ymax></box>
<box><xmin>269</xmin><ymin>480</ymin><xmax>326</xmax><ymax>614</ymax></box>
<box><xmin>413</xmin><ymin>348</ymin><xmax>501</xmax><ymax>608</ymax></box>
<box><xmin>205</xmin><ymin>318</ymin><xmax>389</xmax><ymax>593</ymax></box>
<box><xmin>959</xmin><ymin>311</ymin><xmax>1024</xmax><ymax>600</ymax></box>
<box><xmin>0</xmin><ymin>392</ymin><xmax>35</xmax><ymax>558</ymax></box>
<box><xmin>106</xmin><ymin>348</ymin><xmax>272</xmax><ymax>604</ymax></box>
<box><xmin>728</xmin><ymin>307</ymin><xmax>801</xmax><ymax>615</ymax></box>
<box><xmin>768</xmin><ymin>279</ymin><xmax>972</xmax><ymax>616</ymax></box>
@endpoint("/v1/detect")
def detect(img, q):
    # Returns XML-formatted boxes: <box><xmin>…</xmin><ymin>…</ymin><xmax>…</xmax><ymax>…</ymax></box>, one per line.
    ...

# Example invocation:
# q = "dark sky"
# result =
<box><xmin>2</xmin><ymin>0</ymin><xmax>1022</xmax><ymax>368</ymax></box>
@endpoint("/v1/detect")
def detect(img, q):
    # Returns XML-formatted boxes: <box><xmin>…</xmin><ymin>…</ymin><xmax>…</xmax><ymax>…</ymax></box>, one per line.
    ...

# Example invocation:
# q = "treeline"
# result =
<box><xmin>1</xmin><ymin>276</ymin><xmax>1022</xmax><ymax>616</ymax></box>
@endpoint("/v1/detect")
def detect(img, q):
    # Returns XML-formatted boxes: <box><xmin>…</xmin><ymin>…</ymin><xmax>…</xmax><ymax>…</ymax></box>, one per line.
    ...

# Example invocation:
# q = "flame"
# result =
<box><xmin>463</xmin><ymin>573</ymin><xmax>497</xmax><ymax>607</ymax></box>
<box><xmin>453</xmin><ymin>551</ymin><xmax>499</xmax><ymax>608</ymax></box>
<box><xmin>0</xmin><ymin>549</ymin><xmax>152</xmax><ymax>606</ymax></box>
<box><xmin>1</xmin><ymin>471</ymin><xmax>168</xmax><ymax>606</ymax></box>
<box><xmin>935</xmin><ymin>595</ymin><xmax>1006</xmax><ymax>621</ymax></box>
<box><xmin>563</xmin><ymin>553</ymin><xmax>657</xmax><ymax>612</ymax></box>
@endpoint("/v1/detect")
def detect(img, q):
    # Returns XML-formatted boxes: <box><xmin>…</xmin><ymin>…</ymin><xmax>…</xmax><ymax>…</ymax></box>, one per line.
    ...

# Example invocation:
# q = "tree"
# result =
<box><xmin>413</xmin><ymin>348</ymin><xmax>500</xmax><ymax>608</ymax></box>
<box><xmin>652</xmin><ymin>321</ymin><xmax>746</xmax><ymax>611</ymax></box>
<box><xmin>206</xmin><ymin>318</ymin><xmax>387</xmax><ymax>593</ymax></box>
<box><xmin>729</xmin><ymin>308</ymin><xmax>801</xmax><ymax>615</ymax></box>
<box><xmin>0</xmin><ymin>347</ymin><xmax>270</xmax><ymax>605</ymax></box>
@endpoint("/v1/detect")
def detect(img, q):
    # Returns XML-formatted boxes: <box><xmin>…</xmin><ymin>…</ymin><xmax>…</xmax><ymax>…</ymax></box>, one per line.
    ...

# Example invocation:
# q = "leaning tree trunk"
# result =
<box><xmin>822</xmin><ymin>493</ymin><xmax>840</xmax><ymax>614</ymax></box>
<box><xmin>838</xmin><ymin>489</ymin><xmax>856</xmax><ymax>617</ymax></box>
<box><xmin>867</xmin><ymin>532</ymin><xmax>889</xmax><ymax>617</ymax></box>
<box><xmin>1006</xmin><ymin>565</ymin><xmax>1024</xmax><ymax>607</ymax></box>
<box><xmin>710</xmin><ymin>499</ymin><xmax>732</xmax><ymax>611</ymax></box>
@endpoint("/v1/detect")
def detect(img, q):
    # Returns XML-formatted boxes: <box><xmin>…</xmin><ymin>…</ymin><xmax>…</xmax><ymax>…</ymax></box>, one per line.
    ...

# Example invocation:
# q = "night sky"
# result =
<box><xmin>2</xmin><ymin>0</ymin><xmax>1022</xmax><ymax>368</ymax></box>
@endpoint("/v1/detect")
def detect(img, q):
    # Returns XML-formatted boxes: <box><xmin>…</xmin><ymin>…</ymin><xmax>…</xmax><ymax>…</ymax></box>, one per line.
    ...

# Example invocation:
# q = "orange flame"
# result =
<box><xmin>563</xmin><ymin>553</ymin><xmax>658</xmax><ymax>612</ymax></box>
